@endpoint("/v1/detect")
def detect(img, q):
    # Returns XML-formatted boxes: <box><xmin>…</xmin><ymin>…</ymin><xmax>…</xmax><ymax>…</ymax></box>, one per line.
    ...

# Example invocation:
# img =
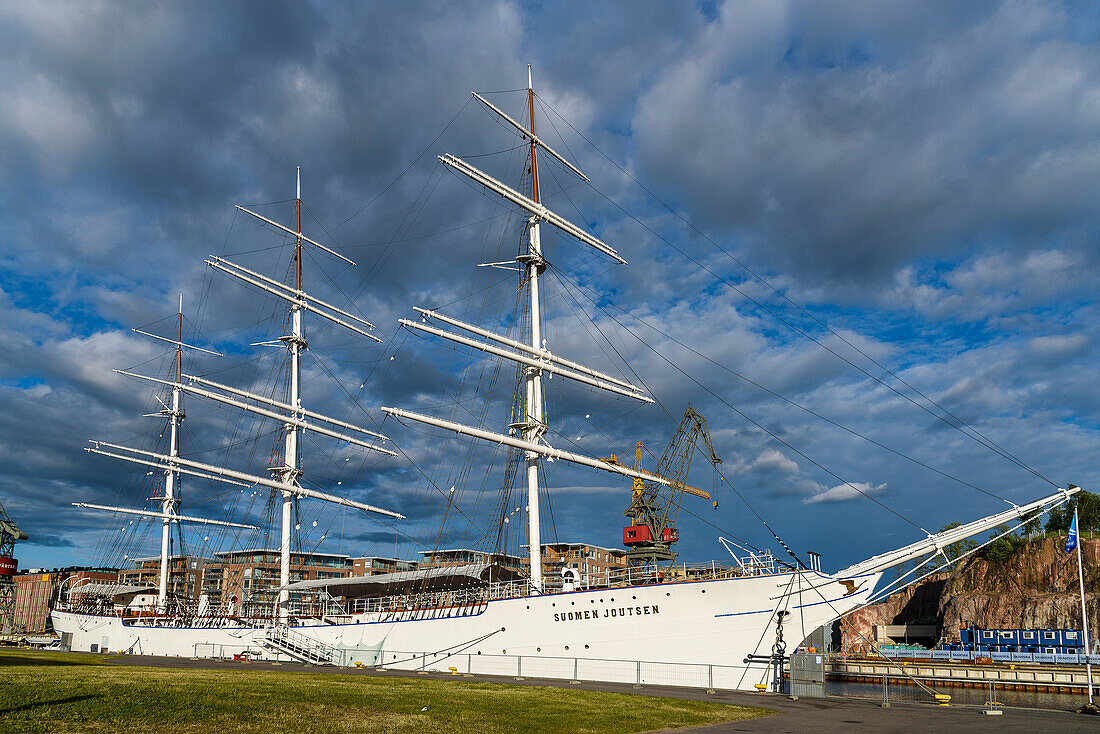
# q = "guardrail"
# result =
<box><xmin>262</xmin><ymin>624</ymin><xmax>341</xmax><ymax>665</ymax></box>
<box><xmin>373</xmin><ymin>649</ymin><xmax>774</xmax><ymax>692</ymax></box>
<box><xmin>833</xmin><ymin>672</ymin><xmax>1088</xmax><ymax>710</ymax></box>
<box><xmin>876</xmin><ymin>648</ymin><xmax>1100</xmax><ymax>665</ymax></box>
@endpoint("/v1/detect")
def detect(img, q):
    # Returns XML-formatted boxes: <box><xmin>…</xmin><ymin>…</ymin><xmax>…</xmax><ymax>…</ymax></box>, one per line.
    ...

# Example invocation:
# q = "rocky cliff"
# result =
<box><xmin>840</xmin><ymin>537</ymin><xmax>1100</xmax><ymax>652</ymax></box>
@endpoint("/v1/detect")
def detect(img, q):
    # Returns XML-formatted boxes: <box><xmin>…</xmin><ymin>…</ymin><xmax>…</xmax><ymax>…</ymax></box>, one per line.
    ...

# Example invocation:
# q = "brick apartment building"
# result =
<box><xmin>418</xmin><ymin>548</ymin><xmax>526</xmax><ymax>574</ymax></box>
<box><xmin>536</xmin><ymin>542</ymin><xmax>627</xmax><ymax>582</ymax></box>
<box><xmin>200</xmin><ymin>549</ymin><xmax>352</xmax><ymax>608</ymax></box>
<box><xmin>12</xmin><ymin>568</ymin><xmax>117</xmax><ymax>633</ymax></box>
<box><xmin>117</xmin><ymin>555</ymin><xmax>210</xmax><ymax>600</ymax></box>
<box><xmin>351</xmin><ymin>556</ymin><xmax>418</xmax><ymax>576</ymax></box>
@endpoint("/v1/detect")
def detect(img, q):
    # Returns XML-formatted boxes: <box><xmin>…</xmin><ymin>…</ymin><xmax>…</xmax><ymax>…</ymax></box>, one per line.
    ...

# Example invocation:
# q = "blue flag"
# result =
<box><xmin>1065</xmin><ymin>511</ymin><xmax>1079</xmax><ymax>553</ymax></box>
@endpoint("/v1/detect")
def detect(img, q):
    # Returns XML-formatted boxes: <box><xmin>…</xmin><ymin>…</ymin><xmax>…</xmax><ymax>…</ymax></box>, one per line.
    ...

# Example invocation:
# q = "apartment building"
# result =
<box><xmin>536</xmin><ymin>542</ymin><xmax>627</xmax><ymax>582</ymax></box>
<box><xmin>418</xmin><ymin>548</ymin><xmax>526</xmax><ymax>574</ymax></box>
<box><xmin>351</xmin><ymin>556</ymin><xmax>418</xmax><ymax>576</ymax></box>
<box><xmin>117</xmin><ymin>555</ymin><xmax>210</xmax><ymax>600</ymax></box>
<box><xmin>201</xmin><ymin>549</ymin><xmax>352</xmax><ymax>608</ymax></box>
<box><xmin>12</xmin><ymin>568</ymin><xmax>117</xmax><ymax>633</ymax></box>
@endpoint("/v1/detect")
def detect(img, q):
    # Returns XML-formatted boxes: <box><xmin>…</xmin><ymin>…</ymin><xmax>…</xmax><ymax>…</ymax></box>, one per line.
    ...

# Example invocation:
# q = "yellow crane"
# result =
<box><xmin>601</xmin><ymin>406</ymin><xmax>721</xmax><ymax>566</ymax></box>
<box><xmin>601</xmin><ymin>442</ymin><xmax>711</xmax><ymax>501</ymax></box>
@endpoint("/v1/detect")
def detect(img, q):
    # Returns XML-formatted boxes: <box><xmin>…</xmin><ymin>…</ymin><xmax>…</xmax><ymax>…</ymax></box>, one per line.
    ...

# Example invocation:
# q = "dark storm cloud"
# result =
<box><xmin>633</xmin><ymin>1</ymin><xmax>1100</xmax><ymax>284</ymax></box>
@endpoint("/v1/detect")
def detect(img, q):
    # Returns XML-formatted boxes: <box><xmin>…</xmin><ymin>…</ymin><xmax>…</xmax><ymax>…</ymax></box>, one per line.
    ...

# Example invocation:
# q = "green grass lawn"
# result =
<box><xmin>0</xmin><ymin>650</ymin><xmax>768</xmax><ymax>733</ymax></box>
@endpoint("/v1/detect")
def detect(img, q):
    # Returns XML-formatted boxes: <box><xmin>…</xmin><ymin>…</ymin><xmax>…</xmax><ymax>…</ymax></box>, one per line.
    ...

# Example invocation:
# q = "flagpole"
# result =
<box><xmin>1073</xmin><ymin>507</ymin><xmax>1094</xmax><ymax>704</ymax></box>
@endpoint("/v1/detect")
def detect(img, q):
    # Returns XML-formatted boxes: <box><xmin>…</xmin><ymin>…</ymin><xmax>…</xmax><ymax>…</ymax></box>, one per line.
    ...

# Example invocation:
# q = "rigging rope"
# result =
<box><xmin>533</xmin><ymin>92</ymin><xmax>1058</xmax><ymax>490</ymax></box>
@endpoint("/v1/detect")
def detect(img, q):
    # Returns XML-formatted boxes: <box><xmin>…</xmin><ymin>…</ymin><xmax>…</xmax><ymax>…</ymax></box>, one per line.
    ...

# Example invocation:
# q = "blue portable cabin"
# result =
<box><xmin>1060</xmin><ymin>629</ymin><xmax>1085</xmax><ymax>649</ymax></box>
<box><xmin>957</xmin><ymin>626</ymin><xmax>1086</xmax><ymax>655</ymax></box>
<box><xmin>1034</xmin><ymin>629</ymin><xmax>1084</xmax><ymax>650</ymax></box>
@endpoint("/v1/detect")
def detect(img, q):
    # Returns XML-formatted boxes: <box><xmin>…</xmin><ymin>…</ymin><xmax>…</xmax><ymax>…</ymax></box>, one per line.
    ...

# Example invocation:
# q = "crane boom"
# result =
<box><xmin>616</xmin><ymin>406</ymin><xmax>721</xmax><ymax>567</ymax></box>
<box><xmin>0</xmin><ymin>497</ymin><xmax>27</xmax><ymax>635</ymax></box>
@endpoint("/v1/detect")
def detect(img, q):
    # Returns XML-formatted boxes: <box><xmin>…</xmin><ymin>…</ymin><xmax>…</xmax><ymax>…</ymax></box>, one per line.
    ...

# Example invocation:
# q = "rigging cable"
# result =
<box><xmin>546</xmin><ymin>264</ymin><xmax>930</xmax><ymax>534</ymax></box>
<box><xmin>534</xmin><ymin>92</ymin><xmax>1058</xmax><ymax>490</ymax></box>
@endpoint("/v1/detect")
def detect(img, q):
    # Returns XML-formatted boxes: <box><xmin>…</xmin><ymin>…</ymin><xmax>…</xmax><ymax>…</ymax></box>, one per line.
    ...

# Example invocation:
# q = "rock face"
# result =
<box><xmin>840</xmin><ymin>538</ymin><xmax>1100</xmax><ymax>653</ymax></box>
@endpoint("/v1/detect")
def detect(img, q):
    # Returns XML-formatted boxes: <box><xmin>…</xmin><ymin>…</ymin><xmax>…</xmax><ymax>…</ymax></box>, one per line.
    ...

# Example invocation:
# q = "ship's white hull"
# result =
<box><xmin>52</xmin><ymin>570</ymin><xmax>879</xmax><ymax>691</ymax></box>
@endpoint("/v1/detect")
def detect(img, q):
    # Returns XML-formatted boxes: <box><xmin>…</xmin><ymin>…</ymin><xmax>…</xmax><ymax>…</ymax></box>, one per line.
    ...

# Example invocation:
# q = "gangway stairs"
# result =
<box><xmin>261</xmin><ymin>623</ymin><xmax>341</xmax><ymax>665</ymax></box>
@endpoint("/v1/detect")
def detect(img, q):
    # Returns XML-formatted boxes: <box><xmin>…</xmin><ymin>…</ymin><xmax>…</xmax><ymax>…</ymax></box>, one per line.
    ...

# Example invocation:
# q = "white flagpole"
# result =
<box><xmin>1074</xmin><ymin>507</ymin><xmax>1094</xmax><ymax>704</ymax></box>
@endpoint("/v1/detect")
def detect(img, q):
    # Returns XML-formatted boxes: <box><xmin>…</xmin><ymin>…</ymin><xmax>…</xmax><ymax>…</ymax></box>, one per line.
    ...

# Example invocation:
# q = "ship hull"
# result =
<box><xmin>52</xmin><ymin>570</ymin><xmax>878</xmax><ymax>691</ymax></box>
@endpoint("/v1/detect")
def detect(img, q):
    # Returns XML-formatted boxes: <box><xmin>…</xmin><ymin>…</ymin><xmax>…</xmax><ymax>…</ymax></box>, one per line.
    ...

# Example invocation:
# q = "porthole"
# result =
<box><xmin>477</xmin><ymin>651</ymin><xmax>481</xmax><ymax>655</ymax></box>
<box><xmin>666</xmin><ymin>592</ymin><xmax>671</xmax><ymax>596</ymax></box>
<box><xmin>537</xmin><ymin>647</ymin><xmax>541</xmax><ymax>652</ymax></box>
<box><xmin>526</xmin><ymin>605</ymin><xmax>530</xmax><ymax>609</ymax></box>
<box><xmin>564</xmin><ymin>645</ymin><xmax>569</xmax><ymax>650</ymax></box>
<box><xmin>571</xmin><ymin>601</ymin><xmax>575</xmax><ymax>605</ymax></box>
<box><xmin>701</xmin><ymin>589</ymin><xmax>706</xmax><ymax>594</ymax></box>
<box><xmin>632</xmin><ymin>595</ymin><xmax>636</xmax><ymax>600</ymax></box>
<box><xmin>502</xmin><ymin>649</ymin><xmax>507</xmax><ymax>654</ymax></box>
<box><xmin>584</xmin><ymin>644</ymin><xmax>590</xmax><ymax>649</ymax></box>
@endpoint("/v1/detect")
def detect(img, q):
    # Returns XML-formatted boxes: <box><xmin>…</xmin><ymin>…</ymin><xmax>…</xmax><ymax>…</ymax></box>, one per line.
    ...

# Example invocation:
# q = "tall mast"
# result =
<box><xmin>398</xmin><ymin>71</ymin><xmax>642</xmax><ymax>591</ymax></box>
<box><xmin>158</xmin><ymin>294</ymin><xmax>185</xmax><ymax>611</ymax></box>
<box><xmin>87</xmin><ymin>169</ymin><xmax>397</xmax><ymax>619</ymax></box>
<box><xmin>524</xmin><ymin>65</ymin><xmax>545</xmax><ymax>592</ymax></box>
<box><xmin>278</xmin><ymin>167</ymin><xmax>305</xmax><ymax>620</ymax></box>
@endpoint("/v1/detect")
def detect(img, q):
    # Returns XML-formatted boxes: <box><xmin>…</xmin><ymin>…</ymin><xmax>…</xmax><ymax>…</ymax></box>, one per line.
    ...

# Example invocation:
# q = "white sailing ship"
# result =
<box><xmin>52</xmin><ymin>70</ymin><xmax>1078</xmax><ymax>692</ymax></box>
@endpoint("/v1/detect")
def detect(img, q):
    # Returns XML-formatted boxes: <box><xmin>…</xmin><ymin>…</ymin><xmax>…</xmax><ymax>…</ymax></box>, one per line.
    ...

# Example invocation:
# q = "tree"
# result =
<box><xmin>937</xmin><ymin>522</ymin><xmax>979</xmax><ymax>566</ymax></box>
<box><xmin>1046</xmin><ymin>503</ymin><xmax>1070</xmax><ymax>533</ymax></box>
<box><xmin>890</xmin><ymin>522</ymin><xmax>980</xmax><ymax>582</ymax></box>
<box><xmin>982</xmin><ymin>524</ymin><xmax>1026</xmax><ymax>563</ymax></box>
<box><xmin>1076</xmin><ymin>491</ymin><xmax>1100</xmax><ymax>537</ymax></box>
<box><xmin>1044</xmin><ymin>491</ymin><xmax>1099</xmax><ymax>537</ymax></box>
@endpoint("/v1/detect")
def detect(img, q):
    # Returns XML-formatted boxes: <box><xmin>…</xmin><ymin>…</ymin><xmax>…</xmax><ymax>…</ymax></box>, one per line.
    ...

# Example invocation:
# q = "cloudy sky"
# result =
<box><xmin>1</xmin><ymin>1</ymin><xmax>1097</xmax><ymax>575</ymax></box>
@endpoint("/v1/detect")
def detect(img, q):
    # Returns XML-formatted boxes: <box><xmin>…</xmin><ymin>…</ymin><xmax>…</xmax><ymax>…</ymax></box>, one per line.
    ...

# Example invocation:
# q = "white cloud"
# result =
<box><xmin>803</xmin><ymin>481</ymin><xmax>887</xmax><ymax>505</ymax></box>
<box><xmin>1026</xmin><ymin>333</ymin><xmax>1089</xmax><ymax>360</ymax></box>
<box><xmin>750</xmin><ymin>449</ymin><xmax>799</xmax><ymax>474</ymax></box>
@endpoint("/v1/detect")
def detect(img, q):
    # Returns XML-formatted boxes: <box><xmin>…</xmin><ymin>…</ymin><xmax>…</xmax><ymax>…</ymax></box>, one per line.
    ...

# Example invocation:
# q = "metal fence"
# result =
<box><xmin>830</xmin><ymin>673</ymin><xmax>1088</xmax><ymax>711</ymax></box>
<box><xmin>372</xmin><ymin>649</ymin><xmax>773</xmax><ymax>691</ymax></box>
<box><xmin>877</xmin><ymin>648</ymin><xmax>1100</xmax><ymax>665</ymax></box>
<box><xmin>193</xmin><ymin>642</ymin><xmax>269</xmax><ymax>660</ymax></box>
<box><xmin>186</xmin><ymin>641</ymin><xmax>777</xmax><ymax>691</ymax></box>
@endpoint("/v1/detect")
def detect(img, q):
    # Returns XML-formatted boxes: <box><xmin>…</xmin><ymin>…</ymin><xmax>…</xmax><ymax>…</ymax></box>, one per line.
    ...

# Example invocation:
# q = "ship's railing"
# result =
<box><xmin>54</xmin><ymin>556</ymin><xmax>790</xmax><ymax>623</ymax></box>
<box><xmin>340</xmin><ymin>560</ymin><xmax>788</xmax><ymax>615</ymax></box>
<box><xmin>53</xmin><ymin>593</ymin><xmax>346</xmax><ymax>627</ymax></box>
